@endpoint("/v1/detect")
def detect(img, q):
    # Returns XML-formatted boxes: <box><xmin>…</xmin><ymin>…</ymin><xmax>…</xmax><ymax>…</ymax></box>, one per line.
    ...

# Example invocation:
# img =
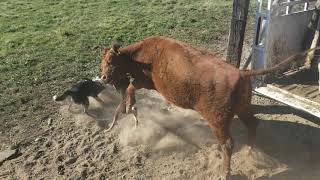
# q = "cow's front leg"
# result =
<box><xmin>126</xmin><ymin>83</ymin><xmax>138</xmax><ymax>128</ymax></box>
<box><xmin>130</xmin><ymin>106</ymin><xmax>138</xmax><ymax>128</ymax></box>
<box><xmin>105</xmin><ymin>88</ymin><xmax>127</xmax><ymax>132</ymax></box>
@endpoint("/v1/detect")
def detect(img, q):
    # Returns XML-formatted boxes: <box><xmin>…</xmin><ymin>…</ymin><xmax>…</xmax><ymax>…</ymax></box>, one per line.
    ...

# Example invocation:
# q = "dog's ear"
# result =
<box><xmin>110</xmin><ymin>43</ymin><xmax>121</xmax><ymax>55</ymax></box>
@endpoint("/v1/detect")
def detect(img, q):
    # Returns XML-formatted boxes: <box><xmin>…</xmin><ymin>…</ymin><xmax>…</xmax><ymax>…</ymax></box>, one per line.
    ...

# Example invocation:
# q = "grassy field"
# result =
<box><xmin>0</xmin><ymin>0</ymin><xmax>255</xmax><ymax>143</ymax></box>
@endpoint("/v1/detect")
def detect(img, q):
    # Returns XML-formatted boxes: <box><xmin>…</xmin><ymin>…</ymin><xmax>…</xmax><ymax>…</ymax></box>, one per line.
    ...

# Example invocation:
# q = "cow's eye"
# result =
<box><xmin>107</xmin><ymin>61</ymin><xmax>111</xmax><ymax>65</ymax></box>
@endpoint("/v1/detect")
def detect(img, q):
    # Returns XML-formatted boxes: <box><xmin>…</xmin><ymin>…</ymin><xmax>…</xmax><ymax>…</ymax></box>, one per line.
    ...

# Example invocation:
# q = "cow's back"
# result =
<box><xmin>145</xmin><ymin>37</ymin><xmax>241</xmax><ymax>112</ymax></box>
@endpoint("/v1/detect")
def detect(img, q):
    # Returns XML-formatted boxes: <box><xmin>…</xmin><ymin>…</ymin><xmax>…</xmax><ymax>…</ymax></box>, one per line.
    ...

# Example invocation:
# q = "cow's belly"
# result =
<box><xmin>152</xmin><ymin>73</ymin><xmax>199</xmax><ymax>110</ymax></box>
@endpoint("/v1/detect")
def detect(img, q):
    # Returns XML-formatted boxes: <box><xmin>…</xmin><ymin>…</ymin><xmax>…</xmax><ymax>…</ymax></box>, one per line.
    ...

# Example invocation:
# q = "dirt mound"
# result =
<box><xmin>1</xmin><ymin>89</ymin><xmax>320</xmax><ymax>180</ymax></box>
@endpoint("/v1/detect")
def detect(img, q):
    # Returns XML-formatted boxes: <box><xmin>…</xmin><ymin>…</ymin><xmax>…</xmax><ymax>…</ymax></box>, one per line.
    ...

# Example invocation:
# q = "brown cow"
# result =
<box><xmin>100</xmin><ymin>36</ymin><xmax>318</xmax><ymax>179</ymax></box>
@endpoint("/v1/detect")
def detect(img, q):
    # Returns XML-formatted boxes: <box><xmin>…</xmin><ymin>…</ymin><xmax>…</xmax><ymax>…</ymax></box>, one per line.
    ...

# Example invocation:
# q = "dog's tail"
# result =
<box><xmin>53</xmin><ymin>90</ymin><xmax>72</xmax><ymax>101</ymax></box>
<box><xmin>241</xmin><ymin>47</ymin><xmax>320</xmax><ymax>77</ymax></box>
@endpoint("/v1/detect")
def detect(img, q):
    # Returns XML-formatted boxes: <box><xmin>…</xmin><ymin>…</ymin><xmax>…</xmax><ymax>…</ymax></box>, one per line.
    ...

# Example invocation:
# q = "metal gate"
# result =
<box><xmin>251</xmin><ymin>0</ymin><xmax>320</xmax><ymax>118</ymax></box>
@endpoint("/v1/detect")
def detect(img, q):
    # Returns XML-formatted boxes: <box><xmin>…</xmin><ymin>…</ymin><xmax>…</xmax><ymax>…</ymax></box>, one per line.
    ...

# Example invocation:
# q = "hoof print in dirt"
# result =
<box><xmin>57</xmin><ymin>165</ymin><xmax>65</xmax><ymax>175</ymax></box>
<box><xmin>134</xmin><ymin>155</ymin><xmax>143</xmax><ymax>167</ymax></box>
<box><xmin>81</xmin><ymin>146</ymin><xmax>91</xmax><ymax>154</ymax></box>
<box><xmin>79</xmin><ymin>168</ymin><xmax>88</xmax><ymax>179</ymax></box>
<box><xmin>44</xmin><ymin>141</ymin><xmax>53</xmax><ymax>148</ymax></box>
<box><xmin>112</xmin><ymin>144</ymin><xmax>118</xmax><ymax>154</ymax></box>
<box><xmin>65</xmin><ymin>157</ymin><xmax>78</xmax><ymax>166</ymax></box>
<box><xmin>47</xmin><ymin>118</ymin><xmax>53</xmax><ymax>126</ymax></box>
<box><xmin>56</xmin><ymin>155</ymin><xmax>66</xmax><ymax>163</ymax></box>
<box><xmin>33</xmin><ymin>150</ymin><xmax>45</xmax><ymax>160</ymax></box>
<box><xmin>94</xmin><ymin>142</ymin><xmax>105</xmax><ymax>149</ymax></box>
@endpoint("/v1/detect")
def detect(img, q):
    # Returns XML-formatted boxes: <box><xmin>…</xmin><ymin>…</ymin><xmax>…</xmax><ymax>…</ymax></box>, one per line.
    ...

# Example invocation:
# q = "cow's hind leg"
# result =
<box><xmin>237</xmin><ymin>109</ymin><xmax>259</xmax><ymax>147</ymax></box>
<box><xmin>208</xmin><ymin>115</ymin><xmax>233</xmax><ymax>179</ymax></box>
<box><xmin>236</xmin><ymin>77</ymin><xmax>258</xmax><ymax>147</ymax></box>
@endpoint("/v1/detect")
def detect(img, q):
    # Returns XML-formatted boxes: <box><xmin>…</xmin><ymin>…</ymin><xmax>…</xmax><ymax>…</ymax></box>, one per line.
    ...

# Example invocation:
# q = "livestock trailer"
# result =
<box><xmin>251</xmin><ymin>0</ymin><xmax>320</xmax><ymax>118</ymax></box>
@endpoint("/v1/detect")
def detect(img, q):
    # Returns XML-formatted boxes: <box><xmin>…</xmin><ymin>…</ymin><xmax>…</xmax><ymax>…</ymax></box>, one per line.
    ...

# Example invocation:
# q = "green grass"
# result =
<box><xmin>0</xmin><ymin>0</ymin><xmax>255</xmax><ymax>134</ymax></box>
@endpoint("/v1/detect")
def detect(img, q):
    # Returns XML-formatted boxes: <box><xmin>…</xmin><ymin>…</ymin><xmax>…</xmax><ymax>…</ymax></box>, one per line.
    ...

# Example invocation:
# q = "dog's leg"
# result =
<box><xmin>67</xmin><ymin>98</ymin><xmax>73</xmax><ymax>111</ymax></box>
<box><xmin>103</xmin><ymin>91</ymin><xmax>118</xmax><ymax>101</ymax></box>
<box><xmin>67</xmin><ymin>103</ymin><xmax>72</xmax><ymax>111</ymax></box>
<box><xmin>83</xmin><ymin>98</ymin><xmax>99</xmax><ymax>118</ymax></box>
<box><xmin>83</xmin><ymin>97</ymin><xmax>90</xmax><ymax>115</ymax></box>
<box><xmin>93</xmin><ymin>96</ymin><xmax>105</xmax><ymax>105</ymax></box>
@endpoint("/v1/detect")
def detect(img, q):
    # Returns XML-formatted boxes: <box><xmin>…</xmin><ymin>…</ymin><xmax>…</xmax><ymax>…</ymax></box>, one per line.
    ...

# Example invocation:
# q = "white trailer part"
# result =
<box><xmin>251</xmin><ymin>0</ymin><xmax>320</xmax><ymax>118</ymax></box>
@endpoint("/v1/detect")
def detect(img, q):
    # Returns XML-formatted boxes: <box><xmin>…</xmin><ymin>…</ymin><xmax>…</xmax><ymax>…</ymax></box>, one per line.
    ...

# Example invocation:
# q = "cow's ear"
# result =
<box><xmin>110</xmin><ymin>43</ymin><xmax>121</xmax><ymax>55</ymax></box>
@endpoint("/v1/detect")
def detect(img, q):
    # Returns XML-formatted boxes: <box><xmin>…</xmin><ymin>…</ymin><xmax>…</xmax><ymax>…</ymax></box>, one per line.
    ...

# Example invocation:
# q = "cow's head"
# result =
<box><xmin>101</xmin><ymin>44</ymin><xmax>130</xmax><ymax>89</ymax></box>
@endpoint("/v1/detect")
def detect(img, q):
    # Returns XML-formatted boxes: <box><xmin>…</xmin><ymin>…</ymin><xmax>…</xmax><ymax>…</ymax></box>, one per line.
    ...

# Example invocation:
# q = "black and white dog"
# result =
<box><xmin>53</xmin><ymin>78</ymin><xmax>107</xmax><ymax>115</ymax></box>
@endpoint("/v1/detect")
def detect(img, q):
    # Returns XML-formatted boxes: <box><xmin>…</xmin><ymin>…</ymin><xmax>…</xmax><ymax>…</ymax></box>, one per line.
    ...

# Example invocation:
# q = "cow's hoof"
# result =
<box><xmin>53</xmin><ymin>95</ymin><xmax>57</xmax><ymax>101</ymax></box>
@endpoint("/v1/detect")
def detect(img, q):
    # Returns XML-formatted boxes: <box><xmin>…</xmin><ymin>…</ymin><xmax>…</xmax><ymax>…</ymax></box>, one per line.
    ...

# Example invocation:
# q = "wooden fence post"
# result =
<box><xmin>304</xmin><ymin>0</ymin><xmax>320</xmax><ymax>69</ymax></box>
<box><xmin>226</xmin><ymin>0</ymin><xmax>250</xmax><ymax>68</ymax></box>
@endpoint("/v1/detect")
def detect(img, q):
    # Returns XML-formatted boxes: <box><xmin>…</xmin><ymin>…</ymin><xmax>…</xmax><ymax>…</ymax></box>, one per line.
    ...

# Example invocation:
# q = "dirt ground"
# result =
<box><xmin>1</xmin><ymin>83</ymin><xmax>320</xmax><ymax>180</ymax></box>
<box><xmin>3</xmin><ymin>0</ymin><xmax>320</xmax><ymax>178</ymax></box>
<box><xmin>1</xmin><ymin>35</ymin><xmax>320</xmax><ymax>180</ymax></box>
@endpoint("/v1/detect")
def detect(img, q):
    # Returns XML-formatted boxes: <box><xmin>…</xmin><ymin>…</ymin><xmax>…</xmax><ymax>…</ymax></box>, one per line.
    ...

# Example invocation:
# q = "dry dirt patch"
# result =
<box><xmin>1</xmin><ymin>88</ymin><xmax>320</xmax><ymax>180</ymax></box>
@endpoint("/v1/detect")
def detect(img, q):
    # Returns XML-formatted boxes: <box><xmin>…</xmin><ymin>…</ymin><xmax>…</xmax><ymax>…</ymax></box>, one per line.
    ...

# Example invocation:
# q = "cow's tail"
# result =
<box><xmin>53</xmin><ymin>90</ymin><xmax>72</xmax><ymax>101</ymax></box>
<box><xmin>241</xmin><ymin>47</ymin><xmax>320</xmax><ymax>77</ymax></box>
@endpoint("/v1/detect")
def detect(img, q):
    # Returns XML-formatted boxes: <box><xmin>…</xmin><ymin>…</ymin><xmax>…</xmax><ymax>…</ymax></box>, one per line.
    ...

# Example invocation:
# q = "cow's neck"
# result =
<box><xmin>121</xmin><ymin>40</ymin><xmax>158</xmax><ymax>65</ymax></box>
<box><xmin>119</xmin><ymin>41</ymin><xmax>155</xmax><ymax>88</ymax></box>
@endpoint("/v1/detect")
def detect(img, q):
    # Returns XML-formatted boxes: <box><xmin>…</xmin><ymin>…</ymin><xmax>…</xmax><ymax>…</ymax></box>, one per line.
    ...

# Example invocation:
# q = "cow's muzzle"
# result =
<box><xmin>101</xmin><ymin>75</ymin><xmax>107</xmax><ymax>80</ymax></box>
